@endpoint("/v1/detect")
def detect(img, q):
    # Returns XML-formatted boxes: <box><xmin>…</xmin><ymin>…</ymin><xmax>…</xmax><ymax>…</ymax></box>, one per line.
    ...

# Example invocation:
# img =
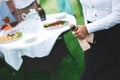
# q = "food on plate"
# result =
<box><xmin>0</xmin><ymin>32</ymin><xmax>22</xmax><ymax>43</ymax></box>
<box><xmin>0</xmin><ymin>24</ymin><xmax>12</xmax><ymax>30</ymax></box>
<box><xmin>1</xmin><ymin>16</ymin><xmax>13</xmax><ymax>30</ymax></box>
<box><xmin>43</xmin><ymin>20</ymin><xmax>68</xmax><ymax>28</ymax></box>
<box><xmin>10</xmin><ymin>21</ymin><xmax>18</xmax><ymax>27</ymax></box>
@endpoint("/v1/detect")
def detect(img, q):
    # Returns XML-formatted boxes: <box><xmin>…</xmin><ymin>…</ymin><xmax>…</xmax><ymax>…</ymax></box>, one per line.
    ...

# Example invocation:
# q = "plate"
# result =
<box><xmin>24</xmin><ymin>33</ymin><xmax>37</xmax><ymax>43</ymax></box>
<box><xmin>0</xmin><ymin>32</ymin><xmax>22</xmax><ymax>44</ymax></box>
<box><xmin>43</xmin><ymin>20</ymin><xmax>69</xmax><ymax>29</ymax></box>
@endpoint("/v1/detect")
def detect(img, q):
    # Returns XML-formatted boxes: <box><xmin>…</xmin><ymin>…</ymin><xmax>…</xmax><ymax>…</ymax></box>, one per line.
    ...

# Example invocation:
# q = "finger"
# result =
<box><xmin>74</xmin><ymin>31</ymin><xmax>79</xmax><ymax>37</ymax></box>
<box><xmin>75</xmin><ymin>32</ymin><xmax>82</xmax><ymax>38</ymax></box>
<box><xmin>78</xmin><ymin>35</ymin><xmax>84</xmax><ymax>39</ymax></box>
<box><xmin>74</xmin><ymin>27</ymin><xmax>78</xmax><ymax>31</ymax></box>
<box><xmin>78</xmin><ymin>37</ymin><xmax>84</xmax><ymax>39</ymax></box>
<box><xmin>78</xmin><ymin>32</ymin><xmax>86</xmax><ymax>39</ymax></box>
<box><xmin>80</xmin><ymin>34</ymin><xmax>85</xmax><ymax>39</ymax></box>
<box><xmin>74</xmin><ymin>32</ymin><xmax>78</xmax><ymax>36</ymax></box>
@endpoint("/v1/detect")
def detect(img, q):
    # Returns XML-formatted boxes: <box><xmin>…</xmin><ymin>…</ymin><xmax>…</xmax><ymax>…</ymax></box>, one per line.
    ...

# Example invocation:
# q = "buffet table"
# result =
<box><xmin>0</xmin><ymin>13</ymin><xmax>76</xmax><ymax>71</ymax></box>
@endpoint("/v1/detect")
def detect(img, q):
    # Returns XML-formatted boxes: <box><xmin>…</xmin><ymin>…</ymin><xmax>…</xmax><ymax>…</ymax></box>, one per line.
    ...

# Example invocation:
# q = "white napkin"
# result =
<box><xmin>78</xmin><ymin>33</ymin><xmax>94</xmax><ymax>51</ymax></box>
<box><xmin>73</xmin><ymin>32</ymin><xmax>94</xmax><ymax>51</ymax></box>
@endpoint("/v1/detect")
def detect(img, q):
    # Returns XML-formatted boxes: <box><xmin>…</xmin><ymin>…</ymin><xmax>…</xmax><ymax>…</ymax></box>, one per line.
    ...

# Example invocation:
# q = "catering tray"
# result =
<box><xmin>43</xmin><ymin>20</ymin><xmax>69</xmax><ymax>29</ymax></box>
<box><xmin>0</xmin><ymin>32</ymin><xmax>22</xmax><ymax>44</ymax></box>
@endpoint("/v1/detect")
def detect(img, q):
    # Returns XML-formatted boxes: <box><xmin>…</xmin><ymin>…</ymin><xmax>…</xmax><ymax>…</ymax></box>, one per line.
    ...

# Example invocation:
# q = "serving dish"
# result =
<box><xmin>43</xmin><ymin>20</ymin><xmax>69</xmax><ymax>29</ymax></box>
<box><xmin>0</xmin><ymin>32</ymin><xmax>22</xmax><ymax>43</ymax></box>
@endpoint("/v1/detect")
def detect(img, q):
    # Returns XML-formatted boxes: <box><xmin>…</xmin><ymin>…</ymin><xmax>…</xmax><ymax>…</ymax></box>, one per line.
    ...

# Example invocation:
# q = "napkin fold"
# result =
<box><xmin>73</xmin><ymin>32</ymin><xmax>94</xmax><ymax>51</ymax></box>
<box><xmin>78</xmin><ymin>33</ymin><xmax>94</xmax><ymax>51</ymax></box>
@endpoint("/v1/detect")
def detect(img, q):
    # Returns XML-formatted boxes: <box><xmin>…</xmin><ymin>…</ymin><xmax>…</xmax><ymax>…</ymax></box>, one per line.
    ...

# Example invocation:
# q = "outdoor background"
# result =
<box><xmin>0</xmin><ymin>0</ymin><xmax>85</xmax><ymax>80</ymax></box>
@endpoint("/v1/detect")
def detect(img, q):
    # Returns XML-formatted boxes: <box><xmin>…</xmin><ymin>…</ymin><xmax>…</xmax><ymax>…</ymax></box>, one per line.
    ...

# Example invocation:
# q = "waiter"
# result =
<box><xmin>11</xmin><ymin>0</ymin><xmax>41</xmax><ymax>22</ymax></box>
<box><xmin>74</xmin><ymin>0</ymin><xmax>120</xmax><ymax>80</ymax></box>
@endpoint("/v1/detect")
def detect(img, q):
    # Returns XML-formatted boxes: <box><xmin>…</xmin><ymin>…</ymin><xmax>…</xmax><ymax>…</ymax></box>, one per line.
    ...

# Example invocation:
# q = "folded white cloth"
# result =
<box><xmin>78</xmin><ymin>33</ymin><xmax>94</xmax><ymax>51</ymax></box>
<box><xmin>73</xmin><ymin>32</ymin><xmax>94</xmax><ymax>51</ymax></box>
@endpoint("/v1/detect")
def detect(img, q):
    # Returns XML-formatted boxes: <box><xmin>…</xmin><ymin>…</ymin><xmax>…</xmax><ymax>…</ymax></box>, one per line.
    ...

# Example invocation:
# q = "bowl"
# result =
<box><xmin>24</xmin><ymin>34</ymin><xmax>37</xmax><ymax>43</ymax></box>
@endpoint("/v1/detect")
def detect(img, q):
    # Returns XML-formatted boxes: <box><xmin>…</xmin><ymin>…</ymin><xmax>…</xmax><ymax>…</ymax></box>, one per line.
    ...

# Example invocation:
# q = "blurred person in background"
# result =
<box><xmin>0</xmin><ymin>0</ymin><xmax>16</xmax><ymax>26</ymax></box>
<box><xmin>11</xmin><ymin>0</ymin><xmax>40</xmax><ymax>22</ymax></box>
<box><xmin>56</xmin><ymin>0</ymin><xmax>74</xmax><ymax>15</ymax></box>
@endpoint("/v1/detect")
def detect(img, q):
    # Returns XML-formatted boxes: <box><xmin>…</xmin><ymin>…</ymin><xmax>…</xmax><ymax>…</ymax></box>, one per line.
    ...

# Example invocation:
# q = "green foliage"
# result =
<box><xmin>42</xmin><ymin>0</ymin><xmax>85</xmax><ymax>80</ymax></box>
<box><xmin>40</xmin><ymin>0</ymin><xmax>46</xmax><ymax>5</ymax></box>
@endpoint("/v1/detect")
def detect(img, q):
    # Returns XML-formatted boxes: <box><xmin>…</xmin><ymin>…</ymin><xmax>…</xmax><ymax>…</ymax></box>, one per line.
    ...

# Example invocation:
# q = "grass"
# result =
<box><xmin>42</xmin><ymin>0</ymin><xmax>85</xmax><ymax>79</ymax></box>
<box><xmin>0</xmin><ymin>0</ymin><xmax>85</xmax><ymax>80</ymax></box>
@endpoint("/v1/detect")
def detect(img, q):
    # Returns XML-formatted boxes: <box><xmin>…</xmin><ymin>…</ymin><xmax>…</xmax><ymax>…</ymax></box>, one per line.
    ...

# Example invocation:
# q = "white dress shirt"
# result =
<box><xmin>12</xmin><ymin>0</ymin><xmax>35</xmax><ymax>9</ymax></box>
<box><xmin>80</xmin><ymin>0</ymin><xmax>120</xmax><ymax>33</ymax></box>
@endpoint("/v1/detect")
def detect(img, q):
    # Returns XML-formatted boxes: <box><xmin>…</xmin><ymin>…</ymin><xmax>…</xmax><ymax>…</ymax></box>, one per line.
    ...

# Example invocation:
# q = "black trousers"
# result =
<box><xmin>80</xmin><ymin>24</ymin><xmax>120</xmax><ymax>80</ymax></box>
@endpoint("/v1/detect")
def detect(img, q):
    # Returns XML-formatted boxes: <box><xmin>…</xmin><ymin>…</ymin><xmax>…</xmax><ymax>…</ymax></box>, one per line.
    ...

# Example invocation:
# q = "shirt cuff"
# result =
<box><xmin>86</xmin><ymin>21</ymin><xmax>102</xmax><ymax>33</ymax></box>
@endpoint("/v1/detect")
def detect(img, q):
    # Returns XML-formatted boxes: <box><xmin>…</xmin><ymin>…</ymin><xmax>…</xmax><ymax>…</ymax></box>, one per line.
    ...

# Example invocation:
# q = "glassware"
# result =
<box><xmin>37</xmin><ymin>7</ymin><xmax>46</xmax><ymax>21</ymax></box>
<box><xmin>35</xmin><ymin>2</ymin><xmax>46</xmax><ymax>21</ymax></box>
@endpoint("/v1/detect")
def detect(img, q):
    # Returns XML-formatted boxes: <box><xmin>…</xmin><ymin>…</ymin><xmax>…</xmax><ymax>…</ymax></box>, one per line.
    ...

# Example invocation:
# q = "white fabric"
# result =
<box><xmin>80</xmin><ymin>0</ymin><xmax>120</xmax><ymax>33</ymax></box>
<box><xmin>0</xmin><ymin>13</ymin><xmax>76</xmax><ymax>71</ymax></box>
<box><xmin>12</xmin><ymin>0</ymin><xmax>35</xmax><ymax>9</ymax></box>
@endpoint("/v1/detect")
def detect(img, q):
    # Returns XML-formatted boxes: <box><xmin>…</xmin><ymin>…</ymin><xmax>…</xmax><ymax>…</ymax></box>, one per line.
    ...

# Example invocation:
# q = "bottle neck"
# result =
<box><xmin>35</xmin><ymin>0</ymin><xmax>41</xmax><ymax>8</ymax></box>
<box><xmin>69</xmin><ymin>24</ymin><xmax>76</xmax><ymax>31</ymax></box>
<box><xmin>38</xmin><ymin>7</ymin><xmax>42</xmax><ymax>10</ymax></box>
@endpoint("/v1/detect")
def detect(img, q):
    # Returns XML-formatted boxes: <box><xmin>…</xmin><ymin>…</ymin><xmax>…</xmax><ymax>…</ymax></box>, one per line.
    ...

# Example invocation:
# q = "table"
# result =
<box><xmin>0</xmin><ymin>13</ymin><xmax>76</xmax><ymax>71</ymax></box>
<box><xmin>22</xmin><ymin>30</ymin><xmax>76</xmax><ymax>80</ymax></box>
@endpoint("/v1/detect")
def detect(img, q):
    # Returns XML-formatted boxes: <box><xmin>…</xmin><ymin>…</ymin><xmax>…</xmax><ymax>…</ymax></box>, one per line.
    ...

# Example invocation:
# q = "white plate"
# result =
<box><xmin>0</xmin><ymin>33</ymin><xmax>22</xmax><ymax>44</ymax></box>
<box><xmin>44</xmin><ymin>21</ymin><xmax>69</xmax><ymax>30</ymax></box>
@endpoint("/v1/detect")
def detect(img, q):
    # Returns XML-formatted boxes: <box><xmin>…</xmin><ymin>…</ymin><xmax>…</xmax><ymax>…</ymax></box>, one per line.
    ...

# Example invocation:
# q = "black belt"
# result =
<box><xmin>94</xmin><ymin>24</ymin><xmax>120</xmax><ymax>42</ymax></box>
<box><xmin>87</xmin><ymin>20</ymin><xmax>120</xmax><ymax>42</ymax></box>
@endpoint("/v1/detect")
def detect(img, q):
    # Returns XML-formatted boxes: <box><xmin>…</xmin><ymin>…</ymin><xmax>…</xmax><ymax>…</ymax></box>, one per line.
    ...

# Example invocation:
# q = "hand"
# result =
<box><xmin>74</xmin><ymin>25</ymin><xmax>88</xmax><ymax>39</ymax></box>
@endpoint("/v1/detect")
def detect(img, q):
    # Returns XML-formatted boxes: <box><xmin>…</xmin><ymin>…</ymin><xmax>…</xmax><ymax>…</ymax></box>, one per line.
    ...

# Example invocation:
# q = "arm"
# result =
<box><xmin>74</xmin><ymin>0</ymin><xmax>120</xmax><ymax>39</ymax></box>
<box><xmin>86</xmin><ymin>0</ymin><xmax>120</xmax><ymax>33</ymax></box>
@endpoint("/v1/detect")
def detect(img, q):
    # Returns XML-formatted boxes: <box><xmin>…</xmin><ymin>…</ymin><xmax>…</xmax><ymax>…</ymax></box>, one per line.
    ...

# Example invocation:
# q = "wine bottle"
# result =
<box><xmin>35</xmin><ymin>0</ymin><xmax>46</xmax><ymax>21</ymax></box>
<box><xmin>69</xmin><ymin>24</ymin><xmax>76</xmax><ymax>31</ymax></box>
<box><xmin>37</xmin><ymin>7</ymin><xmax>46</xmax><ymax>21</ymax></box>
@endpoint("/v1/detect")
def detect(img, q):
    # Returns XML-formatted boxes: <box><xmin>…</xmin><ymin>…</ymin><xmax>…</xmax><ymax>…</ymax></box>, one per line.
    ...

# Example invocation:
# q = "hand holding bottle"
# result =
<box><xmin>69</xmin><ymin>24</ymin><xmax>88</xmax><ymax>39</ymax></box>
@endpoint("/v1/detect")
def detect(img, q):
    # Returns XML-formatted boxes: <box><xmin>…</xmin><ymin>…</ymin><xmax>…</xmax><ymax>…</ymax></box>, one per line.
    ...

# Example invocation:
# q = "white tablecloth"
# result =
<box><xmin>0</xmin><ymin>13</ymin><xmax>76</xmax><ymax>71</ymax></box>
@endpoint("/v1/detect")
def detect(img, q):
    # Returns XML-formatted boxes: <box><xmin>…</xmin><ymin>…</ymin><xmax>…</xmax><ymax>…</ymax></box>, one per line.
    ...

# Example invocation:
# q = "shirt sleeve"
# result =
<box><xmin>86</xmin><ymin>0</ymin><xmax>120</xmax><ymax>33</ymax></box>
